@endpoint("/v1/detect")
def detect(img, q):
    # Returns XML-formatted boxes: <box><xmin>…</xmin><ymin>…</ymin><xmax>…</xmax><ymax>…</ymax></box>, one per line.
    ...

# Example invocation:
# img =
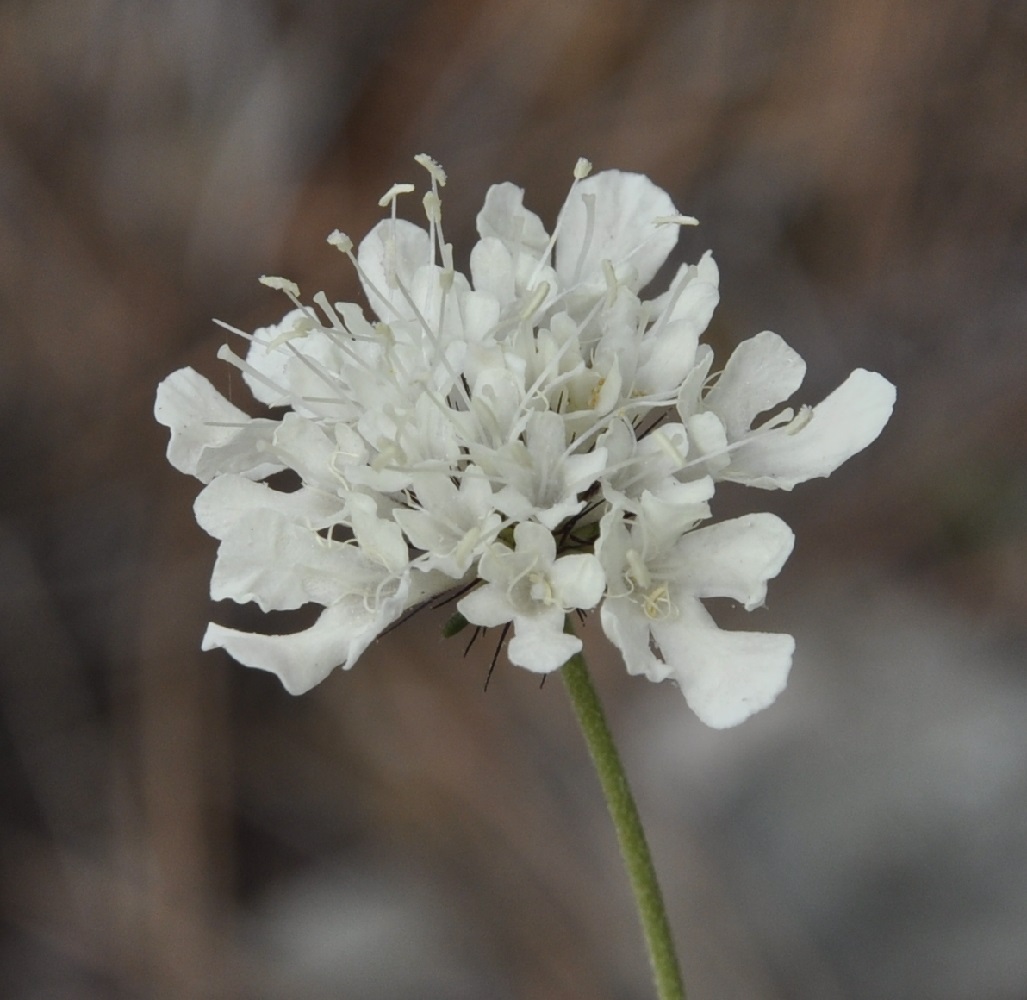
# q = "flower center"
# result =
<box><xmin>529</xmin><ymin>570</ymin><xmax>556</xmax><ymax>606</ymax></box>
<box><xmin>625</xmin><ymin>549</ymin><xmax>675</xmax><ymax>621</ymax></box>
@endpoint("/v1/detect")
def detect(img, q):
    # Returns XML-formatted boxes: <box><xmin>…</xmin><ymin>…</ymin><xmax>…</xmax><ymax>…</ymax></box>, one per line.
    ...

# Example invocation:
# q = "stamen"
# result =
<box><xmin>626</xmin><ymin>549</ymin><xmax>650</xmax><ymax>591</ymax></box>
<box><xmin>216</xmin><ymin>344</ymin><xmax>288</xmax><ymax>398</ymax></box>
<box><xmin>327</xmin><ymin>230</ymin><xmax>353</xmax><ymax>254</ymax></box>
<box><xmin>574</xmin><ymin>157</ymin><xmax>593</xmax><ymax>180</ymax></box>
<box><xmin>571</xmin><ymin>193</ymin><xmax>597</xmax><ymax>284</ymax></box>
<box><xmin>213</xmin><ymin>318</ymin><xmax>254</xmax><ymax>342</ymax></box>
<box><xmin>266</xmin><ymin>317</ymin><xmax>315</xmax><ymax>351</ymax></box>
<box><xmin>423</xmin><ymin>190</ymin><xmax>442</xmax><ymax>224</ymax></box>
<box><xmin>391</xmin><ymin>278</ymin><xmax>472</xmax><ymax>412</ymax></box>
<box><xmin>786</xmin><ymin>406</ymin><xmax>813</xmax><ymax>434</ymax></box>
<box><xmin>527</xmin><ymin>160</ymin><xmax>594</xmax><ymax>287</ymax></box>
<box><xmin>423</xmin><ymin>190</ymin><xmax>442</xmax><ymax>263</ymax></box>
<box><xmin>646</xmin><ymin>258</ymin><xmax>698</xmax><ymax>344</ymax></box>
<box><xmin>414</xmin><ymin>153</ymin><xmax>447</xmax><ymax>187</ymax></box>
<box><xmin>258</xmin><ymin>274</ymin><xmax>323</xmax><ymax>330</ymax></box>
<box><xmin>378</xmin><ymin>182</ymin><xmax>416</xmax><ymax>209</ymax></box>
<box><xmin>653</xmin><ymin>214</ymin><xmax>699</xmax><ymax>227</ymax></box>
<box><xmin>312</xmin><ymin>291</ymin><xmax>343</xmax><ymax>330</ymax></box>
<box><xmin>259</xmin><ymin>275</ymin><xmax>301</xmax><ymax>298</ymax></box>
<box><xmin>520</xmin><ymin>281</ymin><xmax>551</xmax><ymax>322</ymax></box>
<box><xmin>650</xmin><ymin>428</ymin><xmax>686</xmax><ymax>466</ymax></box>
<box><xmin>642</xmin><ymin>583</ymin><xmax>674</xmax><ymax>621</ymax></box>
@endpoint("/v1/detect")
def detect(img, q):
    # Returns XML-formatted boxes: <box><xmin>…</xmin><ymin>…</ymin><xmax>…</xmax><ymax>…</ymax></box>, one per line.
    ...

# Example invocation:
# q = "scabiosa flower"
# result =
<box><xmin>155</xmin><ymin>155</ymin><xmax>895</xmax><ymax>727</ymax></box>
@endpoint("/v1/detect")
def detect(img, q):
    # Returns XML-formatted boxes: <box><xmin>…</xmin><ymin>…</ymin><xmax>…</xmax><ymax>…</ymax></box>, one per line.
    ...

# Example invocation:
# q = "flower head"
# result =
<box><xmin>156</xmin><ymin>157</ymin><xmax>895</xmax><ymax>727</ymax></box>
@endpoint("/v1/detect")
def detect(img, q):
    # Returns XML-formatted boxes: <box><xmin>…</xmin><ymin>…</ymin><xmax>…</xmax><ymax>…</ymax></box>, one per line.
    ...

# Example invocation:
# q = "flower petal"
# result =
<box><xmin>202</xmin><ymin>595</ymin><xmax>400</xmax><ymax>695</ymax></box>
<box><xmin>671</xmin><ymin>513</ymin><xmax>794</xmax><ymax>610</ymax></box>
<box><xmin>202</xmin><ymin>568</ymin><xmax>451</xmax><ymax>694</ymax></box>
<box><xmin>475</xmin><ymin>182</ymin><xmax>550</xmax><ymax>253</ymax></box>
<box><xmin>209</xmin><ymin>513</ymin><xmax>381</xmax><ymax>611</ymax></box>
<box><xmin>724</xmin><ymin>369</ymin><xmax>897</xmax><ymax>489</ymax></box>
<box><xmin>600</xmin><ymin>595</ymin><xmax>665</xmax><ymax>680</ymax></box>
<box><xmin>356</xmin><ymin>218</ymin><xmax>432</xmax><ymax>324</ymax></box>
<box><xmin>194</xmin><ymin>474</ymin><xmax>344</xmax><ymax>541</ymax></box>
<box><xmin>555</xmin><ymin>171</ymin><xmax>678</xmax><ymax>292</ymax></box>
<box><xmin>154</xmin><ymin>367</ymin><xmax>281</xmax><ymax>483</ymax></box>
<box><xmin>636</xmin><ymin>252</ymin><xmax>720</xmax><ymax>395</ymax></box>
<box><xmin>703</xmin><ymin>331</ymin><xmax>806</xmax><ymax>440</ymax></box>
<box><xmin>652</xmin><ymin>604</ymin><xmax>794</xmax><ymax>728</ymax></box>
<box><xmin>508</xmin><ymin>608</ymin><xmax>578</xmax><ymax>672</ymax></box>
<box><xmin>550</xmin><ymin>554</ymin><xmax>606</xmax><ymax>610</ymax></box>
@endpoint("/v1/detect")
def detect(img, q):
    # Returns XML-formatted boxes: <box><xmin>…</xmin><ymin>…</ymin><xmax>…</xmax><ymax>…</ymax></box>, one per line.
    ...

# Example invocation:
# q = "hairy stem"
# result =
<box><xmin>560</xmin><ymin>636</ymin><xmax>686</xmax><ymax>1000</ymax></box>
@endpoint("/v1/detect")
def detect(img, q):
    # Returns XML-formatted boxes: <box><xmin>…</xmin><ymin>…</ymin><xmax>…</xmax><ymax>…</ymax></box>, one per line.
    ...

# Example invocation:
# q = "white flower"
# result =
<box><xmin>678</xmin><ymin>330</ymin><xmax>897</xmax><ymax>489</ymax></box>
<box><xmin>155</xmin><ymin>156</ymin><xmax>895</xmax><ymax>726</ymax></box>
<box><xmin>458</xmin><ymin>522</ymin><xmax>605</xmax><ymax>673</ymax></box>
<box><xmin>598</xmin><ymin>497</ymin><xmax>794</xmax><ymax>728</ymax></box>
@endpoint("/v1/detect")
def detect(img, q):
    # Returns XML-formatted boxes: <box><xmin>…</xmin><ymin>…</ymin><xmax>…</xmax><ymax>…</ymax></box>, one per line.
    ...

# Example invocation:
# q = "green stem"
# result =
<box><xmin>560</xmin><ymin>638</ymin><xmax>687</xmax><ymax>1000</ymax></box>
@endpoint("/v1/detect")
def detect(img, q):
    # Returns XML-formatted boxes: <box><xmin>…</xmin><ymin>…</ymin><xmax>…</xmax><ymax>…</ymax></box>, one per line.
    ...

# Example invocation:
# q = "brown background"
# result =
<box><xmin>1</xmin><ymin>1</ymin><xmax>1024</xmax><ymax>997</ymax></box>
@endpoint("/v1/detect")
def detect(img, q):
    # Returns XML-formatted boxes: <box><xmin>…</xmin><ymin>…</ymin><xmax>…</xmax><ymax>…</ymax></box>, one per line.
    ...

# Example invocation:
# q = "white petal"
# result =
<box><xmin>684</xmin><ymin>411</ymin><xmax>730</xmax><ymax>477</ymax></box>
<box><xmin>599</xmin><ymin>596</ymin><xmax>665</xmax><ymax>680</ymax></box>
<box><xmin>271</xmin><ymin>413</ymin><xmax>344</xmax><ymax>492</ymax></box>
<box><xmin>458</xmin><ymin>582</ymin><xmax>514</xmax><ymax>628</ymax></box>
<box><xmin>154</xmin><ymin>367</ymin><xmax>281</xmax><ymax>483</ymax></box>
<box><xmin>634</xmin><ymin>485</ymin><xmax>714</xmax><ymax>553</ymax></box>
<box><xmin>636</xmin><ymin>252</ymin><xmax>720</xmax><ymax>394</ymax></box>
<box><xmin>675</xmin><ymin>345</ymin><xmax>714</xmax><ymax>419</ymax></box>
<box><xmin>703</xmin><ymin>331</ymin><xmax>806</xmax><ymax>440</ymax></box>
<box><xmin>511</xmin><ymin>520</ymin><xmax>557</xmax><ymax>564</ymax></box>
<box><xmin>475</xmin><ymin>182</ymin><xmax>550</xmax><ymax>253</ymax></box>
<box><xmin>555</xmin><ymin>171</ymin><xmax>678</xmax><ymax>291</ymax></box>
<box><xmin>724</xmin><ymin>369</ymin><xmax>897</xmax><ymax>489</ymax></box>
<box><xmin>652</xmin><ymin>605</ymin><xmax>794</xmax><ymax>728</ymax></box>
<box><xmin>469</xmin><ymin>236</ymin><xmax>516</xmax><ymax>303</ymax></box>
<box><xmin>194</xmin><ymin>474</ymin><xmax>344</xmax><ymax>541</ymax></box>
<box><xmin>202</xmin><ymin>593</ymin><xmax>402</xmax><ymax>695</ymax></box>
<box><xmin>508</xmin><ymin>609</ymin><xmax>578</xmax><ymax>672</ymax></box>
<box><xmin>209</xmin><ymin>512</ymin><xmax>392</xmax><ymax>612</ymax></box>
<box><xmin>356</xmin><ymin>218</ymin><xmax>432</xmax><ymax>324</ymax></box>
<box><xmin>202</xmin><ymin>568</ymin><xmax>451</xmax><ymax>695</ymax></box>
<box><xmin>550</xmin><ymin>554</ymin><xmax>605</xmax><ymax>610</ymax></box>
<box><xmin>242</xmin><ymin>309</ymin><xmax>314</xmax><ymax>407</ymax></box>
<box><xmin>349</xmin><ymin>493</ymin><xmax>411</xmax><ymax>577</ymax></box>
<box><xmin>671</xmin><ymin>514</ymin><xmax>794</xmax><ymax>610</ymax></box>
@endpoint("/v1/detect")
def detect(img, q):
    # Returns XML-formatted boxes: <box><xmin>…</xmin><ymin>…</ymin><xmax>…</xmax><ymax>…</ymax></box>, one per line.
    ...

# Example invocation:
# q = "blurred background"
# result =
<box><xmin>1</xmin><ymin>1</ymin><xmax>1025</xmax><ymax>997</ymax></box>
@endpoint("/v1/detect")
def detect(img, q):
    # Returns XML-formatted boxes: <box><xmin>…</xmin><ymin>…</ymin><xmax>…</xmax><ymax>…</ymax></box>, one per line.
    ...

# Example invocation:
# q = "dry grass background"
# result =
<box><xmin>0</xmin><ymin>1</ymin><xmax>1025</xmax><ymax>998</ymax></box>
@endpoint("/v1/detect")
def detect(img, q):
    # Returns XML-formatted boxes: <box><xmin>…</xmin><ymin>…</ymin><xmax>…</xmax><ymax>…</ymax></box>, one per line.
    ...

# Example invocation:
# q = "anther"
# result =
<box><xmin>574</xmin><ymin>157</ymin><xmax>593</xmax><ymax>180</ymax></box>
<box><xmin>378</xmin><ymin>182</ymin><xmax>416</xmax><ymax>209</ymax></box>
<box><xmin>327</xmin><ymin>230</ymin><xmax>353</xmax><ymax>254</ymax></box>
<box><xmin>654</xmin><ymin>214</ymin><xmax>700</xmax><ymax>227</ymax></box>
<box><xmin>312</xmin><ymin>291</ymin><xmax>343</xmax><ymax>330</ymax></box>
<box><xmin>259</xmin><ymin>275</ymin><xmax>301</xmax><ymax>298</ymax></box>
<box><xmin>423</xmin><ymin>190</ymin><xmax>442</xmax><ymax>224</ymax></box>
<box><xmin>414</xmin><ymin>154</ymin><xmax>447</xmax><ymax>187</ymax></box>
